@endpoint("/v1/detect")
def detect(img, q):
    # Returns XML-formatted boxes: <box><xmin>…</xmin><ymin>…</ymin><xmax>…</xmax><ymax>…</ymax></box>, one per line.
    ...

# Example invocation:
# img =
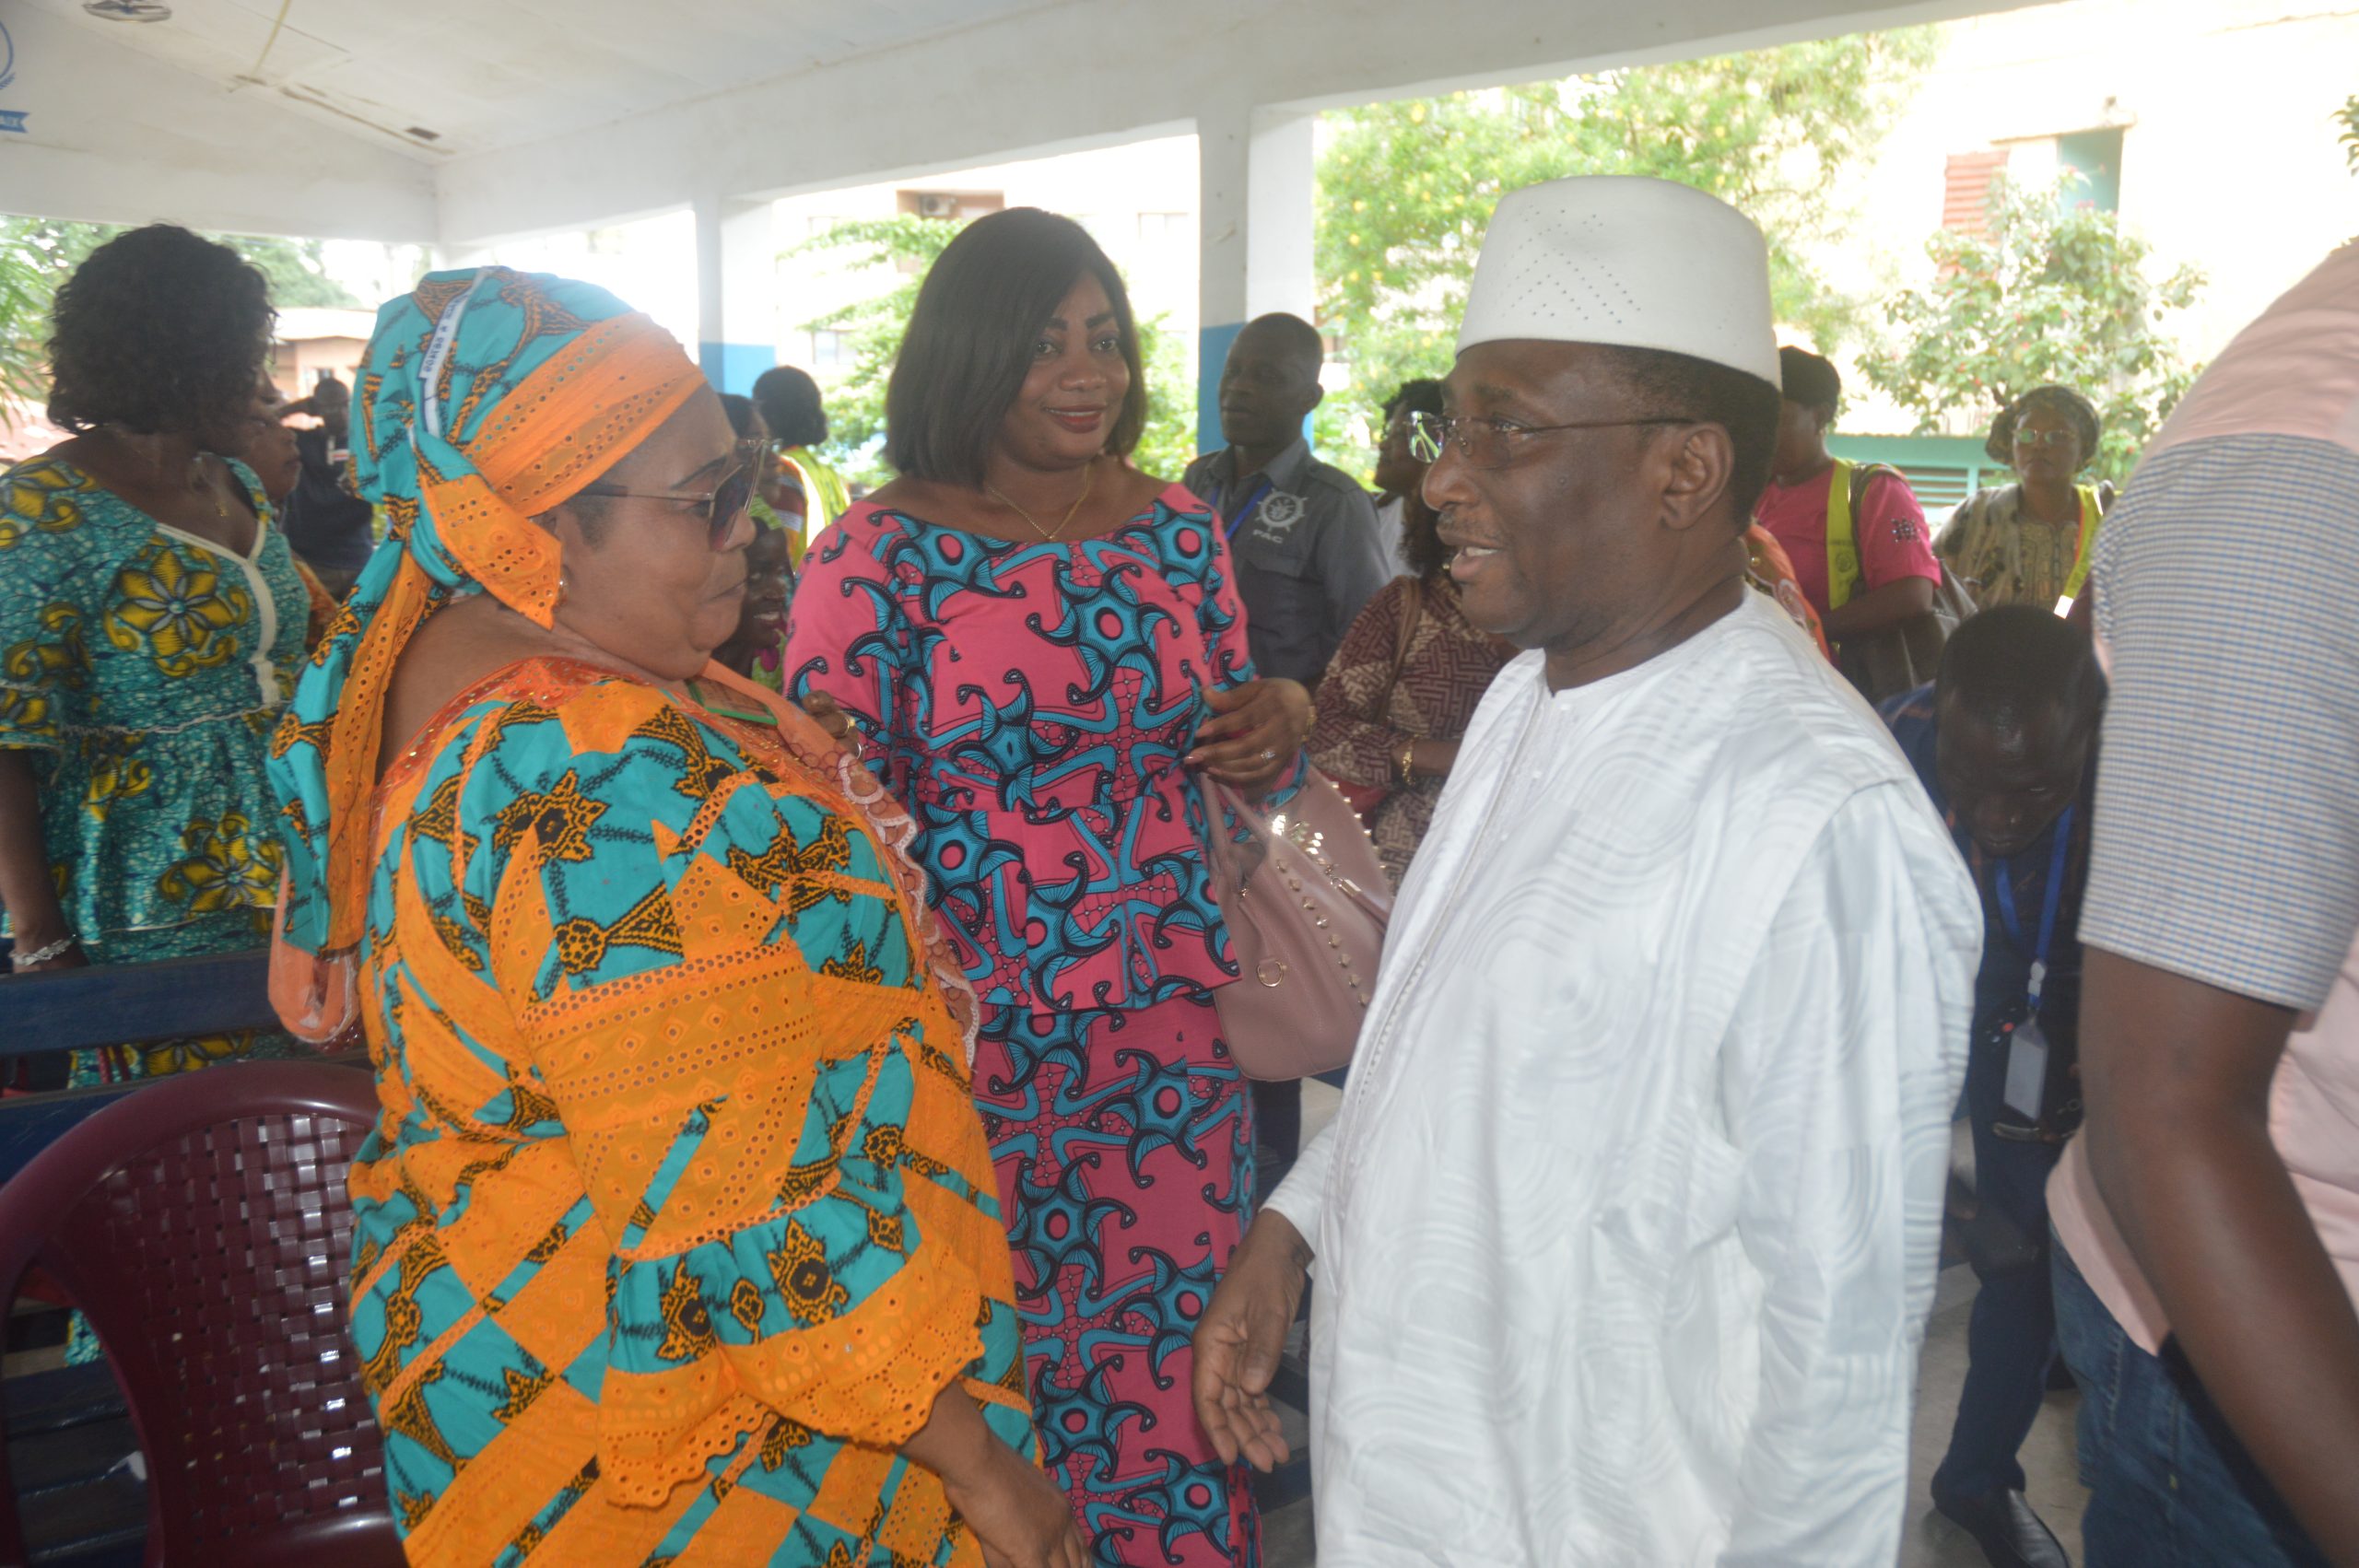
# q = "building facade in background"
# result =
<box><xmin>1825</xmin><ymin>0</ymin><xmax>2359</xmax><ymax>464</ymax></box>
<box><xmin>18</xmin><ymin>0</ymin><xmax>2336</xmax><ymax>485</ymax></box>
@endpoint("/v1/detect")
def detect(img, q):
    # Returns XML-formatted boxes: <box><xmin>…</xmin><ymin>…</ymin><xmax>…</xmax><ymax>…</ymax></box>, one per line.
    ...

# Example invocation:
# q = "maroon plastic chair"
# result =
<box><xmin>0</xmin><ymin>1060</ymin><xmax>403</xmax><ymax>1567</ymax></box>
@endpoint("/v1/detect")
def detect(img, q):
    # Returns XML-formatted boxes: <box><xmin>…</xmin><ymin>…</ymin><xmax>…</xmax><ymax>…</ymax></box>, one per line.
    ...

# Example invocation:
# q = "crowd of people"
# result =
<box><xmin>0</xmin><ymin>171</ymin><xmax>2352</xmax><ymax>1568</ymax></box>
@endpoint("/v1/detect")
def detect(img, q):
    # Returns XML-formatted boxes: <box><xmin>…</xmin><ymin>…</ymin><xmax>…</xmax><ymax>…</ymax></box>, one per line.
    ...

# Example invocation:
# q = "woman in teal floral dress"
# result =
<box><xmin>0</xmin><ymin>226</ymin><xmax>307</xmax><ymax>1086</ymax></box>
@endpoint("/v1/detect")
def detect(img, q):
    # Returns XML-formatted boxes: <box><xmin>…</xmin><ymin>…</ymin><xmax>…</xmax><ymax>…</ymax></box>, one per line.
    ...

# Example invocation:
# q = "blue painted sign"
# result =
<box><xmin>0</xmin><ymin>18</ymin><xmax>24</xmax><ymax>134</ymax></box>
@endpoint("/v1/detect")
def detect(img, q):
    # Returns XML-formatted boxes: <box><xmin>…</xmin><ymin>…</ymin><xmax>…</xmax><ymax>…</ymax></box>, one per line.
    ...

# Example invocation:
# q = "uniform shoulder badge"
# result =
<box><xmin>1257</xmin><ymin>491</ymin><xmax>1305</xmax><ymax>530</ymax></box>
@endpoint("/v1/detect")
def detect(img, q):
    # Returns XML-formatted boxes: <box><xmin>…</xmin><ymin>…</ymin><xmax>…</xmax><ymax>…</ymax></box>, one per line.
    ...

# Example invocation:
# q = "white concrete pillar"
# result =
<box><xmin>693</xmin><ymin>191</ymin><xmax>777</xmax><ymax>394</ymax></box>
<box><xmin>1196</xmin><ymin>103</ymin><xmax>1318</xmax><ymax>452</ymax></box>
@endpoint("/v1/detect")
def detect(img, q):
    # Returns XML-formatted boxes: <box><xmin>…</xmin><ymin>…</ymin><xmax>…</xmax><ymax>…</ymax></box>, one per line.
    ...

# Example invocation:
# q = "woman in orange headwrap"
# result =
<box><xmin>266</xmin><ymin>268</ymin><xmax>1082</xmax><ymax>1567</ymax></box>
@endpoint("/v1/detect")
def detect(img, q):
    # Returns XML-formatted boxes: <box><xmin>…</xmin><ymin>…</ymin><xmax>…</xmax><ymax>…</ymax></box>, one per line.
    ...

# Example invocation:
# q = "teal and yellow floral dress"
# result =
<box><xmin>0</xmin><ymin>455</ymin><xmax>308</xmax><ymax>1082</ymax></box>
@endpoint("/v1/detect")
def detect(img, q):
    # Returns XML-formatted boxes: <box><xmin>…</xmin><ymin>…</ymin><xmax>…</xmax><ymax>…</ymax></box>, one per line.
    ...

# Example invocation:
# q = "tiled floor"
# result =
<box><xmin>1260</xmin><ymin>1083</ymin><xmax>2090</xmax><ymax>1567</ymax></box>
<box><xmin>1900</xmin><ymin>1266</ymin><xmax>2087</xmax><ymax>1568</ymax></box>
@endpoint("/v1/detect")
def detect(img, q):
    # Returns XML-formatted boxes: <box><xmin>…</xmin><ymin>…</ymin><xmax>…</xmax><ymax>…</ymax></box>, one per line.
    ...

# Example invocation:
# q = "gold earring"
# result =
<box><xmin>556</xmin><ymin>569</ymin><xmax>570</xmax><ymax>608</ymax></box>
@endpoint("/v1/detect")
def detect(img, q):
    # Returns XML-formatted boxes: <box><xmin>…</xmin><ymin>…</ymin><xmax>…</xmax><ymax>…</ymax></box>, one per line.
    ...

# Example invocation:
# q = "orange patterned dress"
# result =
<box><xmin>345</xmin><ymin>656</ymin><xmax>1033</xmax><ymax>1565</ymax></box>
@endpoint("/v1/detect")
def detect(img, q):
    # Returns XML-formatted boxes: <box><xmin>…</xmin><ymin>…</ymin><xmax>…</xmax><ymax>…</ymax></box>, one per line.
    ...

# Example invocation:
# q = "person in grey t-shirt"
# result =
<box><xmin>1183</xmin><ymin>314</ymin><xmax>1392</xmax><ymax>689</ymax></box>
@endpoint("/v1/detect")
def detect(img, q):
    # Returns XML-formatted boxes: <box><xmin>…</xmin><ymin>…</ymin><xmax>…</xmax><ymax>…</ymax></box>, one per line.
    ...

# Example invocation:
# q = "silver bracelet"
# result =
<box><xmin>11</xmin><ymin>932</ymin><xmax>79</xmax><ymax>968</ymax></box>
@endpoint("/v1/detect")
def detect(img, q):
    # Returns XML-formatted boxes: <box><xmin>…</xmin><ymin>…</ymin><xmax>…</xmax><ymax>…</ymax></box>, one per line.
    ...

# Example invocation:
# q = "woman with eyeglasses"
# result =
<box><xmin>265</xmin><ymin>266</ymin><xmax>1085</xmax><ymax>1568</ymax></box>
<box><xmin>783</xmin><ymin>207</ymin><xmax>1311</xmax><ymax>1566</ymax></box>
<box><xmin>1309</xmin><ymin>405</ymin><xmax>1513</xmax><ymax>883</ymax></box>
<box><xmin>1368</xmin><ymin>377</ymin><xmax>1444</xmax><ymax>573</ymax></box>
<box><xmin>1935</xmin><ymin>384</ymin><xmax>2113</xmax><ymax>614</ymax></box>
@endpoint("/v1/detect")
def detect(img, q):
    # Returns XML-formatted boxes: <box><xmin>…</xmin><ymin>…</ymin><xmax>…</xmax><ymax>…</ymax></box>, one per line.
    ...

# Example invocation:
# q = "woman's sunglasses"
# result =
<box><xmin>575</xmin><ymin>439</ymin><xmax>764</xmax><ymax>550</ymax></box>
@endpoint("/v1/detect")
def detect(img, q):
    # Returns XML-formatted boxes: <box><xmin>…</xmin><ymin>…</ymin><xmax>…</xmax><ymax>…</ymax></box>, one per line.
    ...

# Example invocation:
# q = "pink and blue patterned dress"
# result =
<box><xmin>785</xmin><ymin>483</ymin><xmax>1272</xmax><ymax>1566</ymax></box>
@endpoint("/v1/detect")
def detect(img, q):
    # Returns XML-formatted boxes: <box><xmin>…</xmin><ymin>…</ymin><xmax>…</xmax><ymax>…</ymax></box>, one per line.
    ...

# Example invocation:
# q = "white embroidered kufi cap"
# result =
<box><xmin>1457</xmin><ymin>176</ymin><xmax>1780</xmax><ymax>388</ymax></box>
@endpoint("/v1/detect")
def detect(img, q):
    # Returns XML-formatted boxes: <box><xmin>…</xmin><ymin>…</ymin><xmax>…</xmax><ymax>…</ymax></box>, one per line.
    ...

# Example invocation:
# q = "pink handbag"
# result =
<box><xmin>1203</xmin><ymin>770</ymin><xmax>1395</xmax><ymax>1081</ymax></box>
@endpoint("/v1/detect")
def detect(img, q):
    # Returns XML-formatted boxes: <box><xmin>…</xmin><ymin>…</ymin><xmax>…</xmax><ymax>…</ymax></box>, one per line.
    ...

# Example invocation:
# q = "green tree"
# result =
<box><xmin>792</xmin><ymin>214</ymin><xmax>1197</xmax><ymax>487</ymax></box>
<box><xmin>2340</xmin><ymin>93</ymin><xmax>2359</xmax><ymax>172</ymax></box>
<box><xmin>0</xmin><ymin>240</ymin><xmax>46</xmax><ymax>413</ymax></box>
<box><xmin>790</xmin><ymin>216</ymin><xmax>956</xmax><ymax>486</ymax></box>
<box><xmin>1313</xmin><ymin>28</ymin><xmax>1939</xmax><ymax>474</ymax></box>
<box><xmin>1860</xmin><ymin>177</ymin><xmax>2201</xmax><ymax>485</ymax></box>
<box><xmin>229</xmin><ymin>235</ymin><xmax>360</xmax><ymax>309</ymax></box>
<box><xmin>1128</xmin><ymin>312</ymin><xmax>1197</xmax><ymax>483</ymax></box>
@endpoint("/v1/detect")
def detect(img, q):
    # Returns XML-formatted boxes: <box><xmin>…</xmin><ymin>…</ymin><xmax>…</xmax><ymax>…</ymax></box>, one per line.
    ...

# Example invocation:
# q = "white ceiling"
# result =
<box><xmin>23</xmin><ymin>0</ymin><xmax>1062</xmax><ymax>158</ymax></box>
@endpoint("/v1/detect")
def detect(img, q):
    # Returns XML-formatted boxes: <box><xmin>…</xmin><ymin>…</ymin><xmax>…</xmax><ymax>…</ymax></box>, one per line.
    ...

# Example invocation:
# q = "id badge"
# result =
<box><xmin>2003</xmin><ymin>1015</ymin><xmax>2051</xmax><ymax>1122</ymax></box>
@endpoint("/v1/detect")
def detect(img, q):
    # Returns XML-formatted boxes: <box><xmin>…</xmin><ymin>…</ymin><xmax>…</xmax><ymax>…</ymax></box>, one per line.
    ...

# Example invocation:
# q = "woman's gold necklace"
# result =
<box><xmin>986</xmin><ymin>458</ymin><xmax>1096</xmax><ymax>541</ymax></box>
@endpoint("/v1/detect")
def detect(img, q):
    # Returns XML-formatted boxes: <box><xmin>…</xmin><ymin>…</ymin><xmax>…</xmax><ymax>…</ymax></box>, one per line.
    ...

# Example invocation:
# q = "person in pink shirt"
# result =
<box><xmin>2051</xmin><ymin>242</ymin><xmax>2359</xmax><ymax>1566</ymax></box>
<box><xmin>1753</xmin><ymin>346</ymin><xmax>1940</xmax><ymax>664</ymax></box>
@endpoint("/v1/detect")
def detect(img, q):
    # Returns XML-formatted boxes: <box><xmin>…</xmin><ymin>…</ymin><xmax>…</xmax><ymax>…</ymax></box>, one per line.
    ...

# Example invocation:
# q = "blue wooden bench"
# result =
<box><xmin>0</xmin><ymin>948</ymin><xmax>276</xmax><ymax>1186</ymax></box>
<box><xmin>0</xmin><ymin>948</ymin><xmax>282</xmax><ymax>1567</ymax></box>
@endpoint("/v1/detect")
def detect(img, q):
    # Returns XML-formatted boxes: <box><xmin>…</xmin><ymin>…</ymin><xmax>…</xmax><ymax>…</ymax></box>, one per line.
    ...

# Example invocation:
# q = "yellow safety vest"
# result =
<box><xmin>781</xmin><ymin>448</ymin><xmax>852</xmax><ymax>569</ymax></box>
<box><xmin>2059</xmin><ymin>486</ymin><xmax>2106</xmax><ymax>601</ymax></box>
<box><xmin>1825</xmin><ymin>460</ymin><xmax>1865</xmax><ymax>611</ymax></box>
<box><xmin>1830</xmin><ymin>462</ymin><xmax>2090</xmax><ymax>610</ymax></box>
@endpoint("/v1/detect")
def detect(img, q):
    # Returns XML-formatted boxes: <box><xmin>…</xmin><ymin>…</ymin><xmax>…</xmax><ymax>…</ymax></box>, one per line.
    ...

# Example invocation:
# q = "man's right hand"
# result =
<box><xmin>1191</xmin><ymin>1209</ymin><xmax>1311</xmax><ymax>1472</ymax></box>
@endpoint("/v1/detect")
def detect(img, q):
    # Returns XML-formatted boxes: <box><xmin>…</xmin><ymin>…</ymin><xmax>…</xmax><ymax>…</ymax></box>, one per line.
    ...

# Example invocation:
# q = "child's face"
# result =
<box><xmin>736</xmin><ymin>527</ymin><xmax>792</xmax><ymax>646</ymax></box>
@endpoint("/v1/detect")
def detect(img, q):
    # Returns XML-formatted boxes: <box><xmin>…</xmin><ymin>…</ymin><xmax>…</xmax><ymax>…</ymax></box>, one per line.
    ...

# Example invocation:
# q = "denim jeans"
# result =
<box><xmin>2051</xmin><ymin>1236</ymin><xmax>2330</xmax><ymax>1567</ymax></box>
<box><xmin>1931</xmin><ymin>1035</ymin><xmax>2063</xmax><ymax>1498</ymax></box>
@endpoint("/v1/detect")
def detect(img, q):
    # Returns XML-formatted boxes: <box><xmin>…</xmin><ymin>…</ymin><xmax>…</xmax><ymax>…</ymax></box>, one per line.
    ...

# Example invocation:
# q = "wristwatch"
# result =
<box><xmin>1396</xmin><ymin>738</ymin><xmax>1417</xmax><ymax>784</ymax></box>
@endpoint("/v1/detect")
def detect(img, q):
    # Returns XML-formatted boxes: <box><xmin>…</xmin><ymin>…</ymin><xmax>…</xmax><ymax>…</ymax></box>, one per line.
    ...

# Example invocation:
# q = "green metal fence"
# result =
<box><xmin>1827</xmin><ymin>434</ymin><xmax>2002</xmax><ymax>513</ymax></box>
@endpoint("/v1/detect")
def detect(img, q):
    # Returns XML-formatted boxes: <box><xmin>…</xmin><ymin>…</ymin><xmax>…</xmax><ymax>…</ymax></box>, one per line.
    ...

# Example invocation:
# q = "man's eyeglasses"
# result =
<box><xmin>1408</xmin><ymin>409</ymin><xmax>1693</xmax><ymax>470</ymax></box>
<box><xmin>2012</xmin><ymin>427</ymin><xmax>2080</xmax><ymax>451</ymax></box>
<box><xmin>576</xmin><ymin>439</ymin><xmax>764</xmax><ymax>550</ymax></box>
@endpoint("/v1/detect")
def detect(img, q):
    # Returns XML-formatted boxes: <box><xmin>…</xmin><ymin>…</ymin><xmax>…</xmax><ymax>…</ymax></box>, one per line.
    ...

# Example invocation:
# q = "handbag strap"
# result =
<box><xmin>1377</xmin><ymin>577</ymin><xmax>1424</xmax><ymax>721</ymax></box>
<box><xmin>1201</xmin><ymin>778</ymin><xmax>1263</xmax><ymax>903</ymax></box>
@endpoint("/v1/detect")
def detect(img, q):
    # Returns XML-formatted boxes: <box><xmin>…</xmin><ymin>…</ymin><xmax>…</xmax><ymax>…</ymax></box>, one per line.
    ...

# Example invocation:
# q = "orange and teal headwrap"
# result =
<box><xmin>265</xmin><ymin>266</ymin><xmax>704</xmax><ymax>1038</ymax></box>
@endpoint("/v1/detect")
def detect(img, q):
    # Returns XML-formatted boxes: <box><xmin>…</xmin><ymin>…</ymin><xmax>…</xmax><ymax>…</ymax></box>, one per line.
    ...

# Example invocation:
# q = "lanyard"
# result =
<box><xmin>1213</xmin><ymin>477</ymin><xmax>1273</xmax><ymax>541</ymax></box>
<box><xmin>1993</xmin><ymin>802</ymin><xmax>2073</xmax><ymax>1011</ymax></box>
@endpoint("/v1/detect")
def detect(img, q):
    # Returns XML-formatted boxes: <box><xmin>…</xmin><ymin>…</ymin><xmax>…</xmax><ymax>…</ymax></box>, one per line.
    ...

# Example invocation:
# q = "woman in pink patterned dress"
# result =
<box><xmin>784</xmin><ymin>209</ymin><xmax>1311</xmax><ymax>1566</ymax></box>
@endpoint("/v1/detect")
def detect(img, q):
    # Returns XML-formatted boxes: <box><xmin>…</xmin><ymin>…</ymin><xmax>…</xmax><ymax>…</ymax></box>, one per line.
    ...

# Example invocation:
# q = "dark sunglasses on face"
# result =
<box><xmin>575</xmin><ymin>439</ymin><xmax>764</xmax><ymax>549</ymax></box>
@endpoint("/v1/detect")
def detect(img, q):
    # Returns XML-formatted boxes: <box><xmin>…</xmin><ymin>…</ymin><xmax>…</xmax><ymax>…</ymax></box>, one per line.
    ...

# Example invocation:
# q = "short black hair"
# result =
<box><xmin>752</xmin><ymin>365</ymin><xmax>827</xmax><ymax>449</ymax></box>
<box><xmin>1936</xmin><ymin>604</ymin><xmax>2105</xmax><ymax>735</ymax></box>
<box><xmin>47</xmin><ymin>225</ymin><xmax>276</xmax><ymax>452</ymax></box>
<box><xmin>886</xmin><ymin>208</ymin><xmax>1147</xmax><ymax>487</ymax></box>
<box><xmin>719</xmin><ymin>392</ymin><xmax>761</xmax><ymax>441</ymax></box>
<box><xmin>1603</xmin><ymin>345</ymin><xmax>1782</xmax><ymax>524</ymax></box>
<box><xmin>1778</xmin><ymin>345</ymin><xmax>1842</xmax><ymax>415</ymax></box>
<box><xmin>1382</xmin><ymin>378</ymin><xmax>1446</xmax><ymax>422</ymax></box>
<box><xmin>1240</xmin><ymin>312</ymin><xmax>1324</xmax><ymax>375</ymax></box>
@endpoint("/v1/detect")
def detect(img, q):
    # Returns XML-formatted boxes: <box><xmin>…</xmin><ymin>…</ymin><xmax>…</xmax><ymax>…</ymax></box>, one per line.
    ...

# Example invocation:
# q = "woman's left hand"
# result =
<box><xmin>1188</xmin><ymin>678</ymin><xmax>1310</xmax><ymax>795</ymax></box>
<box><xmin>798</xmin><ymin>689</ymin><xmax>856</xmax><ymax>747</ymax></box>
